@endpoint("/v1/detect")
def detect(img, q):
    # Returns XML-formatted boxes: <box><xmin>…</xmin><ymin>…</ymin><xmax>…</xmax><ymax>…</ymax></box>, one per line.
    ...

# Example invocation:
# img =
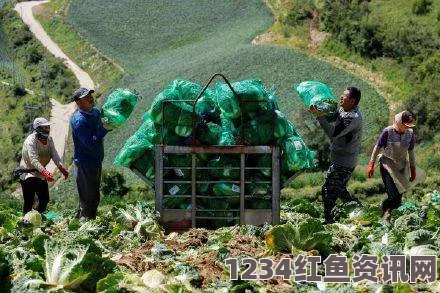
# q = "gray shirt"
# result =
<box><xmin>19</xmin><ymin>132</ymin><xmax>62</xmax><ymax>180</ymax></box>
<box><xmin>317</xmin><ymin>107</ymin><xmax>363</xmax><ymax>169</ymax></box>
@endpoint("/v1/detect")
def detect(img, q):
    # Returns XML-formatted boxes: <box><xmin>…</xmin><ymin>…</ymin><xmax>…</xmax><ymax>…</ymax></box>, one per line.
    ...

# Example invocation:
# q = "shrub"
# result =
<box><xmin>24</xmin><ymin>44</ymin><xmax>43</xmax><ymax>65</ymax></box>
<box><xmin>416</xmin><ymin>51</ymin><xmax>440</xmax><ymax>81</ymax></box>
<box><xmin>283</xmin><ymin>0</ymin><xmax>314</xmax><ymax>26</ymax></box>
<box><xmin>13</xmin><ymin>84</ymin><xmax>26</xmax><ymax>97</ymax></box>
<box><xmin>101</xmin><ymin>168</ymin><xmax>129</xmax><ymax>198</ymax></box>
<box><xmin>404</xmin><ymin>82</ymin><xmax>440</xmax><ymax>140</ymax></box>
<box><xmin>381</xmin><ymin>20</ymin><xmax>436</xmax><ymax>59</ymax></box>
<box><xmin>350</xmin><ymin>20</ymin><xmax>383</xmax><ymax>58</ymax></box>
<box><xmin>412</xmin><ymin>0</ymin><xmax>432</xmax><ymax>15</ymax></box>
<box><xmin>321</xmin><ymin>1</ymin><xmax>384</xmax><ymax>59</ymax></box>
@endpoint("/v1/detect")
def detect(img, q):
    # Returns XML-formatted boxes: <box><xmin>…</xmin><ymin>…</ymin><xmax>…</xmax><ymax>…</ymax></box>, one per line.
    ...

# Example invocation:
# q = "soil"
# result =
<box><xmin>112</xmin><ymin>229</ymin><xmax>308</xmax><ymax>291</ymax></box>
<box><xmin>114</xmin><ymin>240</ymin><xmax>158</xmax><ymax>272</ymax></box>
<box><xmin>165</xmin><ymin>228</ymin><xmax>209</xmax><ymax>250</ymax></box>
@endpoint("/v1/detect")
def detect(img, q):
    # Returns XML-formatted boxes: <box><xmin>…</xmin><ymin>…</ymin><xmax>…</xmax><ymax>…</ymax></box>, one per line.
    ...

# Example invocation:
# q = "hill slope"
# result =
<box><xmin>66</xmin><ymin>0</ymin><xmax>387</xmax><ymax>169</ymax></box>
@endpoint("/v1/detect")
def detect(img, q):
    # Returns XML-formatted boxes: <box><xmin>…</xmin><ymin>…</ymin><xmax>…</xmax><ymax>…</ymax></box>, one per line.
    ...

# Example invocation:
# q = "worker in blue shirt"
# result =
<box><xmin>71</xmin><ymin>87</ymin><xmax>112</xmax><ymax>219</ymax></box>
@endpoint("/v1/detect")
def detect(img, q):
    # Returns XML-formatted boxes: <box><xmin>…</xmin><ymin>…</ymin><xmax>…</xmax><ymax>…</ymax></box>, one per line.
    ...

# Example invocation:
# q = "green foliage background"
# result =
<box><xmin>0</xmin><ymin>2</ymin><xmax>79</xmax><ymax>193</ymax></box>
<box><xmin>281</xmin><ymin>0</ymin><xmax>440</xmax><ymax>140</ymax></box>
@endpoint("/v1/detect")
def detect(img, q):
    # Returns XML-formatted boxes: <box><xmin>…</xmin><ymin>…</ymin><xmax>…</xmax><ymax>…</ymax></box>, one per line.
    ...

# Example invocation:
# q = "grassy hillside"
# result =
<box><xmin>265</xmin><ymin>0</ymin><xmax>439</xmax><ymax>140</ymax></box>
<box><xmin>0</xmin><ymin>1</ymin><xmax>80</xmax><ymax>194</ymax></box>
<box><xmin>35</xmin><ymin>0</ymin><xmax>124</xmax><ymax>98</ymax></box>
<box><xmin>64</xmin><ymin>0</ymin><xmax>387</xmax><ymax>171</ymax></box>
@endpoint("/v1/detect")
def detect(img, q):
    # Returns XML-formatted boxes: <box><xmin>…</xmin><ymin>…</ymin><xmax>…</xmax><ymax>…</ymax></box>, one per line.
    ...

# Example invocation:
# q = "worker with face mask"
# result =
<box><xmin>367</xmin><ymin>111</ymin><xmax>423</xmax><ymax>221</ymax></box>
<box><xmin>18</xmin><ymin>117</ymin><xmax>69</xmax><ymax>214</ymax></box>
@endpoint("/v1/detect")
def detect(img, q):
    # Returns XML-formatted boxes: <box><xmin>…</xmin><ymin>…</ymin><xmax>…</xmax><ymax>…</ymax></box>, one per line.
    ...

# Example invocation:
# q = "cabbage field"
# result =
<box><xmin>1</xmin><ymin>190</ymin><xmax>439</xmax><ymax>292</ymax></box>
<box><xmin>64</xmin><ymin>0</ymin><xmax>387</xmax><ymax>171</ymax></box>
<box><xmin>1</xmin><ymin>0</ymin><xmax>437</xmax><ymax>291</ymax></box>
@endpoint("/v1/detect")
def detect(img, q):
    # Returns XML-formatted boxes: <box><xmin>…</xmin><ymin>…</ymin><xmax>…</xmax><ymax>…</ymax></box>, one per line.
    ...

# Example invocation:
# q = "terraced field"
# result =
<box><xmin>0</xmin><ymin>0</ymin><xmax>13</xmax><ymax>77</ymax></box>
<box><xmin>0</xmin><ymin>0</ymin><xmax>25</xmax><ymax>85</ymax></box>
<box><xmin>66</xmin><ymin>0</ymin><xmax>387</xmax><ymax>167</ymax></box>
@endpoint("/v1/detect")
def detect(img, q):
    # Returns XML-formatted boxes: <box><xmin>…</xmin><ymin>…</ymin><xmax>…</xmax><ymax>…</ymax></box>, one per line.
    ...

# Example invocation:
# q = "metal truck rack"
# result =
<box><xmin>131</xmin><ymin>74</ymin><xmax>300</xmax><ymax>232</ymax></box>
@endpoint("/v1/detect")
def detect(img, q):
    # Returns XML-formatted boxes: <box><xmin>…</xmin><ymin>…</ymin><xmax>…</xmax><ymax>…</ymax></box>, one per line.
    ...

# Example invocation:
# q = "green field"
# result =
<box><xmin>66</xmin><ymin>0</ymin><xmax>387</xmax><ymax>170</ymax></box>
<box><xmin>0</xmin><ymin>0</ymin><xmax>23</xmax><ymax>85</ymax></box>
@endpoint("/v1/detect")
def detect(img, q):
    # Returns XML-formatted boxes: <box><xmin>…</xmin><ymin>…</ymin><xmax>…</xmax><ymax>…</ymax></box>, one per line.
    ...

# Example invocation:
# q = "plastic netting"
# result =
<box><xmin>280</xmin><ymin>135</ymin><xmax>317</xmax><ymax>173</ymax></box>
<box><xmin>114</xmin><ymin>78</ymin><xmax>320</xmax><ymax>218</ymax></box>
<box><xmin>293</xmin><ymin>81</ymin><xmax>338</xmax><ymax>119</ymax></box>
<box><xmin>101</xmin><ymin>89</ymin><xmax>138</xmax><ymax>127</ymax></box>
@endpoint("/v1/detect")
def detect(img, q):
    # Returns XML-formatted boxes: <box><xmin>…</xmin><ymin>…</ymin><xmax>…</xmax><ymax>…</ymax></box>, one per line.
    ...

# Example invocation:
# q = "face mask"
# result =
<box><xmin>36</xmin><ymin>128</ymin><xmax>49</xmax><ymax>139</ymax></box>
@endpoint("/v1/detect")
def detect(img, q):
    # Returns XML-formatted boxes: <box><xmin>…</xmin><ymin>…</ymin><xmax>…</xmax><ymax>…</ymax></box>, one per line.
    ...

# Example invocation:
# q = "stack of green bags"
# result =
<box><xmin>114</xmin><ymin>79</ymin><xmax>318</xmax><ymax>225</ymax></box>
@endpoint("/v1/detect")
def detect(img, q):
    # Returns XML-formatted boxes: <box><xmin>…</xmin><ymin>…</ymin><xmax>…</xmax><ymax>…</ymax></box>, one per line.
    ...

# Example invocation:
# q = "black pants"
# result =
<box><xmin>20</xmin><ymin>177</ymin><xmax>49</xmax><ymax>214</ymax></box>
<box><xmin>380</xmin><ymin>164</ymin><xmax>402</xmax><ymax>212</ymax></box>
<box><xmin>322</xmin><ymin>163</ymin><xmax>357</xmax><ymax>222</ymax></box>
<box><xmin>76</xmin><ymin>164</ymin><xmax>102</xmax><ymax>219</ymax></box>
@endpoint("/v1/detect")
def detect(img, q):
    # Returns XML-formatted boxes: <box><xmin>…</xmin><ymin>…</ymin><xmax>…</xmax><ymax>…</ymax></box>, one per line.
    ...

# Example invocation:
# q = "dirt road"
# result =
<box><xmin>14</xmin><ymin>1</ymin><xmax>95</xmax><ymax>173</ymax></box>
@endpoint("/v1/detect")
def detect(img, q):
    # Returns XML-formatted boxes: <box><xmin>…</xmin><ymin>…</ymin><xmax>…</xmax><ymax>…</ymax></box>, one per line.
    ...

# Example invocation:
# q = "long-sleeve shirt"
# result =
<box><xmin>71</xmin><ymin>108</ymin><xmax>108</xmax><ymax>166</ymax></box>
<box><xmin>19</xmin><ymin>132</ymin><xmax>62</xmax><ymax>180</ymax></box>
<box><xmin>317</xmin><ymin>106</ymin><xmax>363</xmax><ymax>169</ymax></box>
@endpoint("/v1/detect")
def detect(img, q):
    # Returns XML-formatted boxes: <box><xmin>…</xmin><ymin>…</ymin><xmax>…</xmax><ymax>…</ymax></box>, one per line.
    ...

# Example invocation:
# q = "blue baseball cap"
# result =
<box><xmin>72</xmin><ymin>87</ymin><xmax>94</xmax><ymax>102</ymax></box>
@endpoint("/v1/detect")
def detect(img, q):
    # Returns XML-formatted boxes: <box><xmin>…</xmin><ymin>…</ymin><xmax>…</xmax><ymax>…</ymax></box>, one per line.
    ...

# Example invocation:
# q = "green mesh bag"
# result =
<box><xmin>159</xmin><ymin>127</ymin><xmax>184</xmax><ymax>145</ymax></box>
<box><xmin>131</xmin><ymin>150</ymin><xmax>155</xmax><ymax>180</ymax></box>
<box><xmin>163</xmin><ymin>198</ymin><xmax>191</xmax><ymax>209</ymax></box>
<box><xmin>151</xmin><ymin>80</ymin><xmax>220</xmax><ymax>138</ymax></box>
<box><xmin>198</xmin><ymin>122</ymin><xmax>222</xmax><ymax>145</ymax></box>
<box><xmin>216</xmin><ymin>79</ymin><xmax>270</xmax><ymax>120</ymax></box>
<box><xmin>232</xmin><ymin>79</ymin><xmax>268</xmax><ymax>100</ymax></box>
<box><xmin>167</xmin><ymin>81</ymin><xmax>195</xmax><ymax>137</ymax></box>
<box><xmin>212</xmin><ymin>183</ymin><xmax>241</xmax><ymax>196</ymax></box>
<box><xmin>137</xmin><ymin>112</ymin><xmax>162</xmax><ymax>144</ymax></box>
<box><xmin>164</xmin><ymin>154</ymin><xmax>192</xmax><ymax>179</ymax></box>
<box><xmin>114</xmin><ymin>128</ymin><xmax>154</xmax><ymax>169</ymax></box>
<box><xmin>241</xmin><ymin>111</ymin><xmax>275</xmax><ymax>145</ymax></box>
<box><xmin>101</xmin><ymin>89</ymin><xmax>138</xmax><ymax>128</ymax></box>
<box><xmin>246</xmin><ymin>199</ymin><xmax>271</xmax><ymax>209</ymax></box>
<box><xmin>274</xmin><ymin>110</ymin><xmax>298</xmax><ymax>139</ymax></box>
<box><xmin>175</xmin><ymin>111</ymin><xmax>193</xmax><ymax>137</ymax></box>
<box><xmin>164</xmin><ymin>154</ymin><xmax>208</xmax><ymax>179</ymax></box>
<box><xmin>197</xmin><ymin>184</ymin><xmax>210</xmax><ymax>195</ymax></box>
<box><xmin>246</xmin><ymin>175</ymin><xmax>271</xmax><ymax>196</ymax></box>
<box><xmin>212</xmin><ymin>183</ymin><xmax>240</xmax><ymax>208</ymax></box>
<box><xmin>280</xmin><ymin>135</ymin><xmax>317</xmax><ymax>173</ymax></box>
<box><xmin>198</xmin><ymin>197</ymin><xmax>230</xmax><ymax>210</ymax></box>
<box><xmin>169</xmin><ymin>79</ymin><xmax>220</xmax><ymax>120</ymax></box>
<box><xmin>195</xmin><ymin>89</ymin><xmax>220</xmax><ymax>121</ymax></box>
<box><xmin>163</xmin><ymin>183</ymin><xmax>191</xmax><ymax>210</ymax></box>
<box><xmin>168</xmin><ymin>79</ymin><xmax>201</xmax><ymax>99</ymax></box>
<box><xmin>164</xmin><ymin>183</ymin><xmax>191</xmax><ymax>196</ymax></box>
<box><xmin>150</xmin><ymin>89</ymin><xmax>194</xmax><ymax>137</ymax></box>
<box><xmin>208</xmin><ymin>156</ymin><xmax>240</xmax><ymax>180</ymax></box>
<box><xmin>195</xmin><ymin>162</ymin><xmax>211</xmax><ymax>195</ymax></box>
<box><xmin>250</xmin><ymin>154</ymin><xmax>272</xmax><ymax>178</ymax></box>
<box><xmin>150</xmin><ymin>89</ymin><xmax>181</xmax><ymax>127</ymax></box>
<box><xmin>293</xmin><ymin>81</ymin><xmax>338</xmax><ymax>118</ymax></box>
<box><xmin>198</xmin><ymin>197</ymin><xmax>236</xmax><ymax>228</ymax></box>
<box><xmin>237</xmin><ymin>80</ymin><xmax>270</xmax><ymax>118</ymax></box>
<box><xmin>215</xmin><ymin>82</ymin><xmax>241</xmax><ymax>119</ymax></box>
<box><xmin>218</xmin><ymin>113</ymin><xmax>238</xmax><ymax>145</ymax></box>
